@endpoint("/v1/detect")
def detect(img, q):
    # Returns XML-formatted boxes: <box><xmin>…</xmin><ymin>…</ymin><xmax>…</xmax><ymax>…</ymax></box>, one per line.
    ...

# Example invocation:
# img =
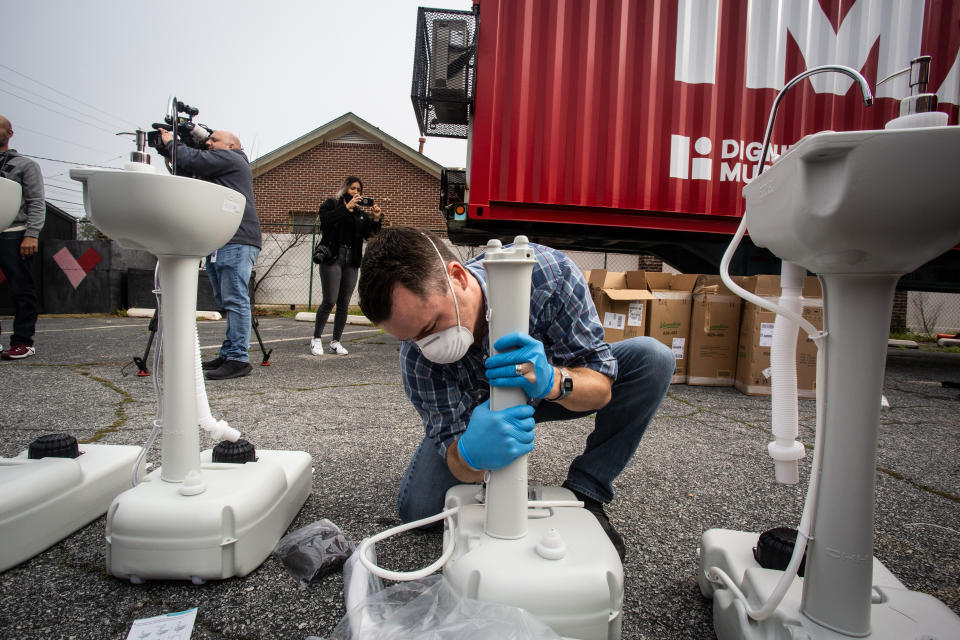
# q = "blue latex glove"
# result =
<box><xmin>457</xmin><ymin>400</ymin><xmax>535</xmax><ymax>471</ymax></box>
<box><xmin>485</xmin><ymin>331</ymin><xmax>556</xmax><ymax>399</ymax></box>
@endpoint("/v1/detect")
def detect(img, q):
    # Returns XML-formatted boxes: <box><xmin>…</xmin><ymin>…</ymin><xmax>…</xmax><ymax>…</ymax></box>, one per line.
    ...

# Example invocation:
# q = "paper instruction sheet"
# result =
<box><xmin>125</xmin><ymin>607</ymin><xmax>197</xmax><ymax>640</ymax></box>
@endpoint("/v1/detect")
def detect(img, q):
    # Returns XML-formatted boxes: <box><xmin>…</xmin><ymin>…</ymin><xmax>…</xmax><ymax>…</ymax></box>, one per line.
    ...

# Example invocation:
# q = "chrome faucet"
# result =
<box><xmin>755</xmin><ymin>65</ymin><xmax>874</xmax><ymax>178</ymax></box>
<box><xmin>167</xmin><ymin>95</ymin><xmax>179</xmax><ymax>174</ymax></box>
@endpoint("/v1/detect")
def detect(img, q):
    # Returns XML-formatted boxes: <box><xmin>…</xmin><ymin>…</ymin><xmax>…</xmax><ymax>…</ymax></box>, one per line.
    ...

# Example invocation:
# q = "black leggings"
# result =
<box><xmin>313</xmin><ymin>249</ymin><xmax>358</xmax><ymax>341</ymax></box>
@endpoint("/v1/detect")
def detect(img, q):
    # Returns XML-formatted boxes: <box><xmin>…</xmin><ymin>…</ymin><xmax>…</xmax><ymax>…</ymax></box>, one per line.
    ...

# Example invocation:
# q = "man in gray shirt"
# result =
<box><xmin>158</xmin><ymin>127</ymin><xmax>261</xmax><ymax>380</ymax></box>
<box><xmin>0</xmin><ymin>115</ymin><xmax>45</xmax><ymax>360</ymax></box>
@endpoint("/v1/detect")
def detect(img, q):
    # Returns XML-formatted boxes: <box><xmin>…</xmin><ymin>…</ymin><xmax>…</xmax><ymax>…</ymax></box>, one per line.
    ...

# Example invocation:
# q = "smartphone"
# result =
<box><xmin>360</xmin><ymin>196</ymin><xmax>374</xmax><ymax>207</ymax></box>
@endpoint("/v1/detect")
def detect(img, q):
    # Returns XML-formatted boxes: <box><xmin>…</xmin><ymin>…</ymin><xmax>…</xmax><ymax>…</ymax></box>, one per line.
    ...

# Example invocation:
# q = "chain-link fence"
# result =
<box><xmin>253</xmin><ymin>222</ymin><xmax>321</xmax><ymax>308</ymax></box>
<box><xmin>80</xmin><ymin>217</ymin><xmax>960</xmax><ymax>334</ymax></box>
<box><xmin>905</xmin><ymin>291</ymin><xmax>960</xmax><ymax>336</ymax></box>
<box><xmin>251</xmin><ymin>228</ymin><xmax>662</xmax><ymax>310</ymax></box>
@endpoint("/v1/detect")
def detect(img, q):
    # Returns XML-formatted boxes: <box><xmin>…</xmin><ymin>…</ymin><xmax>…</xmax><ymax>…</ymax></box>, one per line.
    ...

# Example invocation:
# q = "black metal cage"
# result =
<box><xmin>411</xmin><ymin>6</ymin><xmax>477</xmax><ymax>139</ymax></box>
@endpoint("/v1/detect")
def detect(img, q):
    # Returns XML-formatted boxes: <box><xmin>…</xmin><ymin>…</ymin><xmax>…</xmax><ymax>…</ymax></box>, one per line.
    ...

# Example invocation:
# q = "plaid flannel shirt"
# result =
<box><xmin>398</xmin><ymin>243</ymin><xmax>616</xmax><ymax>459</ymax></box>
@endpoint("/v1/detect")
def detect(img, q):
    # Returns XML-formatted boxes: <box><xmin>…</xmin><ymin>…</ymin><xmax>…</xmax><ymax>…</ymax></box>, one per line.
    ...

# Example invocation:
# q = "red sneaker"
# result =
<box><xmin>2</xmin><ymin>345</ymin><xmax>36</xmax><ymax>360</ymax></box>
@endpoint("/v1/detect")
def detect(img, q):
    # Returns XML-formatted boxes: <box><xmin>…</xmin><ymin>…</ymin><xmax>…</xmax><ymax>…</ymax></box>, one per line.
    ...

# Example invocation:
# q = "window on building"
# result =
<box><xmin>289</xmin><ymin>211</ymin><xmax>318</xmax><ymax>234</ymax></box>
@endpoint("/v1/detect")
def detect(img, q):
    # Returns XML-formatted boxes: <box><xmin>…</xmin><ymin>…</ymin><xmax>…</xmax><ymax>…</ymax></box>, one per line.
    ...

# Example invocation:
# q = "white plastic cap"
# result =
<box><xmin>178</xmin><ymin>469</ymin><xmax>207</xmax><ymax>496</ymax></box>
<box><xmin>536</xmin><ymin>528</ymin><xmax>567</xmax><ymax>560</ymax></box>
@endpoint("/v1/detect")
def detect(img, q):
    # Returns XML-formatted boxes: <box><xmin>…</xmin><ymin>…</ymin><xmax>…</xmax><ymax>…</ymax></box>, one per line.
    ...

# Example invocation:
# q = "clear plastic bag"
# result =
<box><xmin>274</xmin><ymin>519</ymin><xmax>355</xmax><ymax>588</ymax></box>
<box><xmin>331</xmin><ymin>545</ymin><xmax>561</xmax><ymax>640</ymax></box>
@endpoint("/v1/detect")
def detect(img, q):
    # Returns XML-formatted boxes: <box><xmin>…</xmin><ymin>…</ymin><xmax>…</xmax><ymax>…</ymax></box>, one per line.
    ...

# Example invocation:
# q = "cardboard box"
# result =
<box><xmin>585</xmin><ymin>270</ymin><xmax>654</xmax><ymax>343</ymax></box>
<box><xmin>645</xmin><ymin>272</ymin><xmax>699</xmax><ymax>383</ymax></box>
<box><xmin>687</xmin><ymin>275</ymin><xmax>744</xmax><ymax>386</ymax></box>
<box><xmin>593</xmin><ymin>283</ymin><xmax>653</xmax><ymax>343</ymax></box>
<box><xmin>584</xmin><ymin>269</ymin><xmax>626</xmax><ymax>313</ymax></box>
<box><xmin>734</xmin><ymin>275</ymin><xmax>823</xmax><ymax>397</ymax></box>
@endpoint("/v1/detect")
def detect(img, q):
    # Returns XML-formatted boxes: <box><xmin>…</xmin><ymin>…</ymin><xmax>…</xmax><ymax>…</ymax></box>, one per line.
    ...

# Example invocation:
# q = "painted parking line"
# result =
<box><xmin>200</xmin><ymin>327</ymin><xmax>383</xmax><ymax>351</ymax></box>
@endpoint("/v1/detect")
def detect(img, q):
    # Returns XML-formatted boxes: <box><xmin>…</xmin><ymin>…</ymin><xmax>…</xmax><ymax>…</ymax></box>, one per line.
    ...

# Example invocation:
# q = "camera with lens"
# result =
<box><xmin>360</xmin><ymin>196</ymin><xmax>374</xmax><ymax>207</ymax></box>
<box><xmin>146</xmin><ymin>100</ymin><xmax>214</xmax><ymax>156</ymax></box>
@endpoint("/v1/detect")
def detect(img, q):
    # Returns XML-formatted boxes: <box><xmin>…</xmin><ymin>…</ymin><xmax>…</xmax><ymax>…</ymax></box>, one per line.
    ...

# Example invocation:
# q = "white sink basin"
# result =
<box><xmin>743</xmin><ymin>126</ymin><xmax>960</xmax><ymax>275</ymax></box>
<box><xmin>0</xmin><ymin>176</ymin><xmax>22</xmax><ymax>231</ymax></box>
<box><xmin>69</xmin><ymin>166</ymin><xmax>245</xmax><ymax>257</ymax></box>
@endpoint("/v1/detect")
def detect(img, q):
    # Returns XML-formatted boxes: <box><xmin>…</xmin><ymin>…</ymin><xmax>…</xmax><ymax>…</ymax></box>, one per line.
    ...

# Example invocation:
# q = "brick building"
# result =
<box><xmin>248</xmin><ymin>112</ymin><xmax>445</xmax><ymax>306</ymax></box>
<box><xmin>251</xmin><ymin>112</ymin><xmax>445</xmax><ymax>235</ymax></box>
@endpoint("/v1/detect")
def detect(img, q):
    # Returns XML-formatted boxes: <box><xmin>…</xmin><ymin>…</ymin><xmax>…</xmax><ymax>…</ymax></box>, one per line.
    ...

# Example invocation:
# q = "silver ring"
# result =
<box><xmin>515</xmin><ymin>363</ymin><xmax>524</xmax><ymax>376</ymax></box>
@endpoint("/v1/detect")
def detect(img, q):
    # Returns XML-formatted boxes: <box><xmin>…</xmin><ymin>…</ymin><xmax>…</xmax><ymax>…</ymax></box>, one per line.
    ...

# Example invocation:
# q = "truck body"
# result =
<box><xmin>411</xmin><ymin>0</ymin><xmax>960</xmax><ymax>290</ymax></box>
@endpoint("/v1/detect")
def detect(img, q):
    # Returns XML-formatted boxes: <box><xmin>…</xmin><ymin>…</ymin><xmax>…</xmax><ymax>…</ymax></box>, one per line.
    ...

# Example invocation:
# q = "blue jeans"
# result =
<box><xmin>0</xmin><ymin>231</ymin><xmax>39</xmax><ymax>346</ymax></box>
<box><xmin>205</xmin><ymin>243</ymin><xmax>259</xmax><ymax>362</ymax></box>
<box><xmin>397</xmin><ymin>336</ymin><xmax>676</xmax><ymax>522</ymax></box>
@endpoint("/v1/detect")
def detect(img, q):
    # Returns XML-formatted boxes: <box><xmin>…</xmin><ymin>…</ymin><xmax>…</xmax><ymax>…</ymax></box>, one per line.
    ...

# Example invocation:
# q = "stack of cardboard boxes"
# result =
<box><xmin>583</xmin><ymin>269</ymin><xmax>823</xmax><ymax>396</ymax></box>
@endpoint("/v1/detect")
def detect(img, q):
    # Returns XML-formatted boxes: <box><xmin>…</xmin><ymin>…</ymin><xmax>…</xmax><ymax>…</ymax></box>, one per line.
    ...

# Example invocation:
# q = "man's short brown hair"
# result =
<box><xmin>359</xmin><ymin>227</ymin><xmax>458</xmax><ymax>324</ymax></box>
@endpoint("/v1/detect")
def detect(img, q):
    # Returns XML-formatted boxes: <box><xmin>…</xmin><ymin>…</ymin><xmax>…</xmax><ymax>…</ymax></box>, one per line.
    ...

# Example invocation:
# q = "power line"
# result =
<box><xmin>47</xmin><ymin>179</ymin><xmax>83</xmax><ymax>189</ymax></box>
<box><xmin>0</xmin><ymin>63</ymin><xmax>139</xmax><ymax>129</ymax></box>
<box><xmin>46</xmin><ymin>196</ymin><xmax>84</xmax><ymax>205</ymax></box>
<box><xmin>0</xmin><ymin>87</ymin><xmax>118</xmax><ymax>134</ymax></box>
<box><xmin>0</xmin><ymin>76</ymin><xmax>127</xmax><ymax>131</ymax></box>
<box><xmin>24</xmin><ymin>154</ymin><xmax>122</xmax><ymax>168</ymax></box>
<box><xmin>45</xmin><ymin>154</ymin><xmax>126</xmax><ymax>179</ymax></box>
<box><xmin>15</xmin><ymin>123</ymin><xmax>119</xmax><ymax>155</ymax></box>
<box><xmin>45</xmin><ymin>183</ymin><xmax>82</xmax><ymax>193</ymax></box>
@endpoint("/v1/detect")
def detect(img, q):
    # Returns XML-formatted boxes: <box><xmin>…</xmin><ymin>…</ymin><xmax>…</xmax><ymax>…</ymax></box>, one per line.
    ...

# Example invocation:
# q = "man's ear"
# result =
<box><xmin>448</xmin><ymin>261</ymin><xmax>469</xmax><ymax>290</ymax></box>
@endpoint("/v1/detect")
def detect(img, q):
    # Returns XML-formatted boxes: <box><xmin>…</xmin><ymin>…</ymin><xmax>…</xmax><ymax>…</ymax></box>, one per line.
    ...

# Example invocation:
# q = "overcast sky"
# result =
<box><xmin>4</xmin><ymin>0</ymin><xmax>472</xmax><ymax>219</ymax></box>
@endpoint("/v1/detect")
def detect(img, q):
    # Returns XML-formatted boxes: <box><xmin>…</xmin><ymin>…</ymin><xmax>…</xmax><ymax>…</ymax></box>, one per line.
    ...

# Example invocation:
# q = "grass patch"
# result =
<box><xmin>889</xmin><ymin>330</ymin><xmax>938</xmax><ymax>343</ymax></box>
<box><xmin>254</xmin><ymin>305</ymin><xmax>366</xmax><ymax>318</ymax></box>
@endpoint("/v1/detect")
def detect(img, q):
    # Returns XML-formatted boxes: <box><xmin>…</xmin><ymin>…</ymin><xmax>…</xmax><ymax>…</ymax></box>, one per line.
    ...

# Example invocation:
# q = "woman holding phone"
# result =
<box><xmin>311</xmin><ymin>175</ymin><xmax>383</xmax><ymax>355</ymax></box>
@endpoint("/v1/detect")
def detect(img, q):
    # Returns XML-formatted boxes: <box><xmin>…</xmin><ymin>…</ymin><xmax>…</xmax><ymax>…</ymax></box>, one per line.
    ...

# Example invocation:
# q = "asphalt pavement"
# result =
<box><xmin>0</xmin><ymin>315</ymin><xmax>957</xmax><ymax>639</ymax></box>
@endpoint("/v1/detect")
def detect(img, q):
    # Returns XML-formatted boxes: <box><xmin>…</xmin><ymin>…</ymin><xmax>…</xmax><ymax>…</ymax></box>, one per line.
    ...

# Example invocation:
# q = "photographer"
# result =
<box><xmin>310</xmin><ymin>176</ymin><xmax>383</xmax><ymax>356</ymax></box>
<box><xmin>158</xmin><ymin>127</ymin><xmax>260</xmax><ymax>380</ymax></box>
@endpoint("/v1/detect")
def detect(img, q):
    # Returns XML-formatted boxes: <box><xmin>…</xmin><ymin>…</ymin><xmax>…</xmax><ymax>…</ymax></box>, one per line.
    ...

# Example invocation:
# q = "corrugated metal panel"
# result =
<box><xmin>468</xmin><ymin>0</ymin><xmax>960</xmax><ymax>232</ymax></box>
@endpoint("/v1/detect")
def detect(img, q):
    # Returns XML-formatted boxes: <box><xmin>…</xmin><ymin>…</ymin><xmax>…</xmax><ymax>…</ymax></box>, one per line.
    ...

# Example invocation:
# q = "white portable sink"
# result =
<box><xmin>69</xmin><ymin>165</ymin><xmax>244</xmax><ymax>257</ymax></box>
<box><xmin>703</xmin><ymin>124</ymin><xmax>960</xmax><ymax>639</ymax></box>
<box><xmin>69</xmin><ymin>162</ymin><xmax>312</xmax><ymax>582</ymax></box>
<box><xmin>743</xmin><ymin>126</ymin><xmax>960</xmax><ymax>275</ymax></box>
<box><xmin>0</xmin><ymin>176</ymin><xmax>22</xmax><ymax>231</ymax></box>
<box><xmin>0</xmin><ymin>444</ymin><xmax>143</xmax><ymax>573</ymax></box>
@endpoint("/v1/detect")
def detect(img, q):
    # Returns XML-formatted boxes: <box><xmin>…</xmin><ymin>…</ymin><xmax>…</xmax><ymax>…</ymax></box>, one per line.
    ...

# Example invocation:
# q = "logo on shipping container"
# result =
<box><xmin>669</xmin><ymin>135</ymin><xmax>793</xmax><ymax>184</ymax></box>
<box><xmin>674</xmin><ymin>0</ymin><xmax>958</xmax><ymax>106</ymax></box>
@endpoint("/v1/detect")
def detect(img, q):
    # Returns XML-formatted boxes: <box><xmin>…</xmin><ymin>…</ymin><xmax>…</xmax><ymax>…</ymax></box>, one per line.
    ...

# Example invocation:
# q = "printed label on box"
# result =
<box><xmin>627</xmin><ymin>302</ymin><xmax>645</xmax><ymax>327</ymax></box>
<box><xmin>762</xmin><ymin>366</ymin><xmax>772</xmax><ymax>379</ymax></box>
<box><xmin>604</xmin><ymin>312</ymin><xmax>625</xmax><ymax>330</ymax></box>
<box><xmin>672</xmin><ymin>337</ymin><xmax>685</xmax><ymax>359</ymax></box>
<box><xmin>759</xmin><ymin>322</ymin><xmax>775</xmax><ymax>347</ymax></box>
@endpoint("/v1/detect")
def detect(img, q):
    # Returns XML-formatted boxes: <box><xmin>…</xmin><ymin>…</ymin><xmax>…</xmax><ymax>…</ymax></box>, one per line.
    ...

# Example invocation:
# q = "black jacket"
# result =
<box><xmin>166</xmin><ymin>141</ymin><xmax>261</xmax><ymax>249</ymax></box>
<box><xmin>317</xmin><ymin>196</ymin><xmax>382</xmax><ymax>268</ymax></box>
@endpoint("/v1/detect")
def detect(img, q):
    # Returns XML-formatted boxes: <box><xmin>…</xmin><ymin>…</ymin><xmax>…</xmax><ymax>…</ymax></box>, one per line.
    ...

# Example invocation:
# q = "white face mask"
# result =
<box><xmin>415</xmin><ymin>239</ymin><xmax>475</xmax><ymax>364</ymax></box>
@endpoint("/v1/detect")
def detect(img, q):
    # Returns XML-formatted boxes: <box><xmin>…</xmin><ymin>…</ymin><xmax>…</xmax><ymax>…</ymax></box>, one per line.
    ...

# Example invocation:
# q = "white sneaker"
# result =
<box><xmin>310</xmin><ymin>338</ymin><xmax>324</xmax><ymax>356</ymax></box>
<box><xmin>329</xmin><ymin>340</ymin><xmax>349</xmax><ymax>355</ymax></box>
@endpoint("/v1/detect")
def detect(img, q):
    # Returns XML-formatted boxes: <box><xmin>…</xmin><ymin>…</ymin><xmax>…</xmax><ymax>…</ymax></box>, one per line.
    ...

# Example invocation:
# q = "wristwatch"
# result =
<box><xmin>553</xmin><ymin>367</ymin><xmax>573</xmax><ymax>401</ymax></box>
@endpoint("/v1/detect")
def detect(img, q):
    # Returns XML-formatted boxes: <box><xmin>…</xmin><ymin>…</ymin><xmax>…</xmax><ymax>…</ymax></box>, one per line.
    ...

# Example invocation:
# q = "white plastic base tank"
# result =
<box><xmin>698</xmin><ymin>528</ymin><xmax>960</xmax><ymax>639</ymax></box>
<box><xmin>105</xmin><ymin>448</ymin><xmax>312</xmax><ymax>582</ymax></box>
<box><xmin>443</xmin><ymin>484</ymin><xmax>624</xmax><ymax>640</ymax></box>
<box><xmin>0</xmin><ymin>443</ymin><xmax>143</xmax><ymax>573</ymax></box>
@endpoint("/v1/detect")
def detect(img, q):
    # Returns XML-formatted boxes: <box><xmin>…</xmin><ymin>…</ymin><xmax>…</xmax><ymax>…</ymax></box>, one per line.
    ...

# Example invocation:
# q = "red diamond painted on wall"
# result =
<box><xmin>53</xmin><ymin>247</ymin><xmax>103</xmax><ymax>289</ymax></box>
